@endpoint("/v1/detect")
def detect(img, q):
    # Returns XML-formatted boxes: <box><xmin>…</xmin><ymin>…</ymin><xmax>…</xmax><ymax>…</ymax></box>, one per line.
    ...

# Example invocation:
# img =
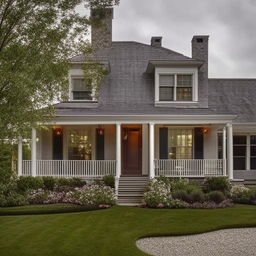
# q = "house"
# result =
<box><xmin>17</xmin><ymin>8</ymin><xmax>256</xmax><ymax>203</ymax></box>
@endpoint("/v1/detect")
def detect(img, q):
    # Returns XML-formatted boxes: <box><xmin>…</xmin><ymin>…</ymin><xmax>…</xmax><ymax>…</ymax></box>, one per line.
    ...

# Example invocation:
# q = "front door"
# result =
<box><xmin>122</xmin><ymin>125</ymin><xmax>142</xmax><ymax>175</ymax></box>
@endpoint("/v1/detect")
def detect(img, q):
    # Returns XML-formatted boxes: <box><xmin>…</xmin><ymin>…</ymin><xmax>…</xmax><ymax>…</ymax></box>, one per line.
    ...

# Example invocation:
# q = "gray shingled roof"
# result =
<box><xmin>55</xmin><ymin>42</ymin><xmax>256</xmax><ymax>123</ymax></box>
<box><xmin>209</xmin><ymin>79</ymin><xmax>256</xmax><ymax>123</ymax></box>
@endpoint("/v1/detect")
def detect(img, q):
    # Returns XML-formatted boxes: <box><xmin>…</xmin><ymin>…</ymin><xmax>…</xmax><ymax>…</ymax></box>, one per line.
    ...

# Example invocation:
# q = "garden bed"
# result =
<box><xmin>142</xmin><ymin>176</ymin><xmax>256</xmax><ymax>209</ymax></box>
<box><xmin>0</xmin><ymin>172</ymin><xmax>116</xmax><ymax>210</ymax></box>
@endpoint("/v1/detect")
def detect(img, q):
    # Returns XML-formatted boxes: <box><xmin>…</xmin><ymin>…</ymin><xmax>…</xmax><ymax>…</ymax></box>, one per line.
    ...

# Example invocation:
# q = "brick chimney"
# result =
<box><xmin>192</xmin><ymin>35</ymin><xmax>209</xmax><ymax>77</ymax></box>
<box><xmin>91</xmin><ymin>8</ymin><xmax>113</xmax><ymax>50</ymax></box>
<box><xmin>191</xmin><ymin>35</ymin><xmax>209</xmax><ymax>107</ymax></box>
<box><xmin>151</xmin><ymin>37</ymin><xmax>162</xmax><ymax>47</ymax></box>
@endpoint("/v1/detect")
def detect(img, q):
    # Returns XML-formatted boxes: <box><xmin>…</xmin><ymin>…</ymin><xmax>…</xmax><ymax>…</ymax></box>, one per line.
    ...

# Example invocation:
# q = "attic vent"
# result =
<box><xmin>151</xmin><ymin>36</ymin><xmax>162</xmax><ymax>47</ymax></box>
<box><xmin>196</xmin><ymin>38</ymin><xmax>203</xmax><ymax>43</ymax></box>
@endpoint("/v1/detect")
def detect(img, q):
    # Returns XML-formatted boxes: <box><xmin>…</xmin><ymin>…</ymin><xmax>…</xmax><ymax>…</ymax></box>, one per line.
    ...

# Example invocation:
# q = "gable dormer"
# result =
<box><xmin>146</xmin><ymin>35</ymin><xmax>209</xmax><ymax>108</ymax></box>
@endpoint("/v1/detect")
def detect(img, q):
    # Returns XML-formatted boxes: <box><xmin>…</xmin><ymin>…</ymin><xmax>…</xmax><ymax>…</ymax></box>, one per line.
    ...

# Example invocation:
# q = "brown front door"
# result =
<box><xmin>122</xmin><ymin>125</ymin><xmax>142</xmax><ymax>175</ymax></box>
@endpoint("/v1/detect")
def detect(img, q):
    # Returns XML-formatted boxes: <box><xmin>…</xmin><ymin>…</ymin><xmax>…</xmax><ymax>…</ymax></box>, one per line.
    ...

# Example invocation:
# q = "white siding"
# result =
<box><xmin>204</xmin><ymin>125</ymin><xmax>219</xmax><ymax>159</ymax></box>
<box><xmin>41</xmin><ymin>128</ymin><xmax>52</xmax><ymax>160</ymax></box>
<box><xmin>104</xmin><ymin>125</ymin><xmax>116</xmax><ymax>160</ymax></box>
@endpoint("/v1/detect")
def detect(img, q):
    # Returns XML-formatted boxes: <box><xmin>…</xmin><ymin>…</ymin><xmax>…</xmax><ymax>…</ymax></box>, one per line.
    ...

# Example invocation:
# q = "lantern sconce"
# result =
<box><xmin>53</xmin><ymin>127</ymin><xmax>63</xmax><ymax>136</ymax></box>
<box><xmin>202</xmin><ymin>127</ymin><xmax>209</xmax><ymax>134</ymax></box>
<box><xmin>97</xmin><ymin>128</ymin><xmax>104</xmax><ymax>136</ymax></box>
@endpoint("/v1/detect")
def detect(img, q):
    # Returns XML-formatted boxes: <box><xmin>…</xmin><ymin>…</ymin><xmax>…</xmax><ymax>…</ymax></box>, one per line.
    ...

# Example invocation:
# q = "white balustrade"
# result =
<box><xmin>21</xmin><ymin>160</ymin><xmax>116</xmax><ymax>178</ymax></box>
<box><xmin>154</xmin><ymin>159</ymin><xmax>226</xmax><ymax>177</ymax></box>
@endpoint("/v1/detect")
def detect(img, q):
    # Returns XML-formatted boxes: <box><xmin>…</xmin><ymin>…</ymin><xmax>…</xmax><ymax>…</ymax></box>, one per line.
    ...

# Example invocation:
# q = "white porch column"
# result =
<box><xmin>31</xmin><ymin>128</ymin><xmax>37</xmax><ymax>177</ymax></box>
<box><xmin>227</xmin><ymin>123</ymin><xmax>233</xmax><ymax>180</ymax></box>
<box><xmin>116</xmin><ymin>123</ymin><xmax>121</xmax><ymax>178</ymax></box>
<box><xmin>17</xmin><ymin>136</ymin><xmax>23</xmax><ymax>176</ymax></box>
<box><xmin>149</xmin><ymin>122</ymin><xmax>155</xmax><ymax>179</ymax></box>
<box><xmin>222</xmin><ymin>127</ymin><xmax>227</xmax><ymax>176</ymax></box>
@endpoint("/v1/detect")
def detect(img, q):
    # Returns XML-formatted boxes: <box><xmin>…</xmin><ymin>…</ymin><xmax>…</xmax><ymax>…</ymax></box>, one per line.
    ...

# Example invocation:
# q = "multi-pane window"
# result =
<box><xmin>233</xmin><ymin>136</ymin><xmax>246</xmax><ymax>170</ymax></box>
<box><xmin>177</xmin><ymin>75</ymin><xmax>193</xmax><ymax>101</ymax></box>
<box><xmin>218</xmin><ymin>134</ymin><xmax>256</xmax><ymax>170</ymax></box>
<box><xmin>159</xmin><ymin>75</ymin><xmax>175</xmax><ymax>101</ymax></box>
<box><xmin>168</xmin><ymin>129</ymin><xmax>193</xmax><ymax>159</ymax></box>
<box><xmin>159</xmin><ymin>74</ymin><xmax>193</xmax><ymax>101</ymax></box>
<box><xmin>68</xmin><ymin>129</ymin><xmax>92</xmax><ymax>160</ymax></box>
<box><xmin>71</xmin><ymin>78</ymin><xmax>92</xmax><ymax>100</ymax></box>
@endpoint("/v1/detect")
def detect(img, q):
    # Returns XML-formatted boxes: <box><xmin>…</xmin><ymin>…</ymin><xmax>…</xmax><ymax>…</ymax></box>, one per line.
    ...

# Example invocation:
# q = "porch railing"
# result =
<box><xmin>154</xmin><ymin>159</ymin><xmax>226</xmax><ymax>177</ymax></box>
<box><xmin>22</xmin><ymin>160</ymin><xmax>117</xmax><ymax>178</ymax></box>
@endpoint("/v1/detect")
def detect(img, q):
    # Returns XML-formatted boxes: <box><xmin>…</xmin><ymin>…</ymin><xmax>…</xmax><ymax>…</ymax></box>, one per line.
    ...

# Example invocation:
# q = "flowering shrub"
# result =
<box><xmin>143</xmin><ymin>179</ymin><xmax>171</xmax><ymax>208</ymax></box>
<box><xmin>28</xmin><ymin>189</ymin><xmax>49</xmax><ymax>204</ymax></box>
<box><xmin>66</xmin><ymin>185</ymin><xmax>116</xmax><ymax>207</ymax></box>
<box><xmin>143</xmin><ymin>176</ymin><xmax>232</xmax><ymax>209</ymax></box>
<box><xmin>44</xmin><ymin>191</ymin><xmax>67</xmax><ymax>204</ymax></box>
<box><xmin>168</xmin><ymin>199</ymin><xmax>189</xmax><ymax>209</ymax></box>
<box><xmin>190</xmin><ymin>199</ymin><xmax>233</xmax><ymax>209</ymax></box>
<box><xmin>230</xmin><ymin>185</ymin><xmax>249</xmax><ymax>200</ymax></box>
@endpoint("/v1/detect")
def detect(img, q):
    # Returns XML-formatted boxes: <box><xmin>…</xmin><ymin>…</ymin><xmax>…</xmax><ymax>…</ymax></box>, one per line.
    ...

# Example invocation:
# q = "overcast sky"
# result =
<box><xmin>81</xmin><ymin>0</ymin><xmax>256</xmax><ymax>78</ymax></box>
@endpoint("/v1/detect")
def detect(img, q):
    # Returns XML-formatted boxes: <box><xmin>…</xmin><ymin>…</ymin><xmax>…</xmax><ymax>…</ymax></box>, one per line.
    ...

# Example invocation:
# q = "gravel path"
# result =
<box><xmin>136</xmin><ymin>228</ymin><xmax>256</xmax><ymax>256</ymax></box>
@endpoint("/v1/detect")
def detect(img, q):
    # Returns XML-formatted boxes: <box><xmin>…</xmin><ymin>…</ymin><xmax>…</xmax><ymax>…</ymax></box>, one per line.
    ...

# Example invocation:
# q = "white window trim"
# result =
<box><xmin>155</xmin><ymin>67</ymin><xmax>198</xmax><ymax>103</ymax></box>
<box><xmin>68</xmin><ymin>72</ymin><xmax>97</xmax><ymax>102</ymax></box>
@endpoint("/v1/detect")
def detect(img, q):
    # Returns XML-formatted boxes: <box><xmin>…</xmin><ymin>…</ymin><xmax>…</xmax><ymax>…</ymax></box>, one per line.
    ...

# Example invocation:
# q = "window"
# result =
<box><xmin>168</xmin><ymin>128</ymin><xmax>193</xmax><ymax>159</ymax></box>
<box><xmin>176</xmin><ymin>75</ymin><xmax>193</xmax><ymax>101</ymax></box>
<box><xmin>159</xmin><ymin>74</ymin><xmax>193</xmax><ymax>101</ymax></box>
<box><xmin>155</xmin><ymin>68</ymin><xmax>198</xmax><ymax>103</ymax></box>
<box><xmin>159</xmin><ymin>75</ymin><xmax>174</xmax><ymax>101</ymax></box>
<box><xmin>218</xmin><ymin>133</ymin><xmax>256</xmax><ymax>170</ymax></box>
<box><xmin>233</xmin><ymin>136</ymin><xmax>246</xmax><ymax>170</ymax></box>
<box><xmin>71</xmin><ymin>78</ymin><xmax>92</xmax><ymax>100</ymax></box>
<box><xmin>68</xmin><ymin>129</ymin><xmax>92</xmax><ymax>160</ymax></box>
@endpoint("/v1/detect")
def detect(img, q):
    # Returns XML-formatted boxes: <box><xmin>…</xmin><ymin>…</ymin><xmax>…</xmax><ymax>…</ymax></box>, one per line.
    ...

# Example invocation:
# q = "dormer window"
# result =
<box><xmin>155</xmin><ymin>67</ymin><xmax>198</xmax><ymax>103</ymax></box>
<box><xmin>71</xmin><ymin>78</ymin><xmax>93</xmax><ymax>101</ymax></box>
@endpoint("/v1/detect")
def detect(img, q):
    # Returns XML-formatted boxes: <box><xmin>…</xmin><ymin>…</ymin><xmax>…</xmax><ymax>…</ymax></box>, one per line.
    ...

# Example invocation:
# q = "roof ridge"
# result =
<box><xmin>112</xmin><ymin>41</ymin><xmax>192</xmax><ymax>59</ymax></box>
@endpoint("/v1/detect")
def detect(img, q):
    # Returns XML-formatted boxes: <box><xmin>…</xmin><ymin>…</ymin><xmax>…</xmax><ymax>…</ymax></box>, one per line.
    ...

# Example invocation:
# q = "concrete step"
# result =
<box><xmin>117</xmin><ymin>176</ymin><xmax>148</xmax><ymax>205</ymax></box>
<box><xmin>118</xmin><ymin>194</ymin><xmax>144</xmax><ymax>198</ymax></box>
<box><xmin>244</xmin><ymin>180</ymin><xmax>256</xmax><ymax>186</ymax></box>
<box><xmin>117</xmin><ymin>197</ymin><xmax>143</xmax><ymax>205</ymax></box>
<box><xmin>118</xmin><ymin>187</ymin><xmax>146</xmax><ymax>192</ymax></box>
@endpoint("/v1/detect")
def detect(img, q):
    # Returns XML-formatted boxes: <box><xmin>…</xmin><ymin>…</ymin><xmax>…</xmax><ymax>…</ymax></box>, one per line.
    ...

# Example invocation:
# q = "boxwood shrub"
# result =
<box><xmin>17</xmin><ymin>176</ymin><xmax>44</xmax><ymax>193</ymax></box>
<box><xmin>204</xmin><ymin>177</ymin><xmax>231</xmax><ymax>193</ymax></box>
<box><xmin>207</xmin><ymin>191</ymin><xmax>225</xmax><ymax>204</ymax></box>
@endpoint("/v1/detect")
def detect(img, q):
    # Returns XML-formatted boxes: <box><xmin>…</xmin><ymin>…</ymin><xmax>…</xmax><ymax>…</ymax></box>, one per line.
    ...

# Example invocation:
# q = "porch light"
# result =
<box><xmin>53</xmin><ymin>127</ymin><xmax>63</xmax><ymax>136</ymax></box>
<box><xmin>98</xmin><ymin>128</ymin><xmax>104</xmax><ymax>136</ymax></box>
<box><xmin>202</xmin><ymin>127</ymin><xmax>209</xmax><ymax>134</ymax></box>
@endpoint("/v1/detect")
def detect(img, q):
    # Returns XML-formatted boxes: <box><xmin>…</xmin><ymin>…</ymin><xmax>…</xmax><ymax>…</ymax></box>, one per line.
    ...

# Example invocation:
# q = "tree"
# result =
<box><xmin>0</xmin><ymin>0</ymin><xmax>119</xmax><ymax>140</ymax></box>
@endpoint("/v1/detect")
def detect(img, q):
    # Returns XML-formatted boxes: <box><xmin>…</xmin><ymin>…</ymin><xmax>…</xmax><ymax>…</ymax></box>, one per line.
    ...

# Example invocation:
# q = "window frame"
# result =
<box><xmin>167</xmin><ymin>127</ymin><xmax>194</xmax><ymax>159</ymax></box>
<box><xmin>69</xmin><ymin>75</ymin><xmax>96</xmax><ymax>102</ymax></box>
<box><xmin>155</xmin><ymin>67</ymin><xmax>198</xmax><ymax>103</ymax></box>
<box><xmin>66</xmin><ymin>127</ymin><xmax>92</xmax><ymax>160</ymax></box>
<box><xmin>217</xmin><ymin>132</ymin><xmax>256</xmax><ymax>171</ymax></box>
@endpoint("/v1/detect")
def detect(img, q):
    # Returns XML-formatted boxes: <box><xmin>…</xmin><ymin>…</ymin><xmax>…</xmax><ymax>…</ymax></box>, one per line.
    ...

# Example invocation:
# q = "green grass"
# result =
<box><xmin>0</xmin><ymin>205</ymin><xmax>255</xmax><ymax>256</ymax></box>
<box><xmin>0</xmin><ymin>204</ymin><xmax>98</xmax><ymax>216</ymax></box>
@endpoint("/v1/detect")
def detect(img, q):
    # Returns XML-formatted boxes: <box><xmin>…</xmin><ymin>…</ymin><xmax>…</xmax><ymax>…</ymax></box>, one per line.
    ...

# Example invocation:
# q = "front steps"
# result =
<box><xmin>117</xmin><ymin>176</ymin><xmax>149</xmax><ymax>205</ymax></box>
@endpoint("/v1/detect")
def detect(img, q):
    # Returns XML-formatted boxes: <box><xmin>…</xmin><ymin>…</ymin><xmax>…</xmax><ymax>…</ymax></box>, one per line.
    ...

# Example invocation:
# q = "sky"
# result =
<box><xmin>80</xmin><ymin>0</ymin><xmax>256</xmax><ymax>78</ymax></box>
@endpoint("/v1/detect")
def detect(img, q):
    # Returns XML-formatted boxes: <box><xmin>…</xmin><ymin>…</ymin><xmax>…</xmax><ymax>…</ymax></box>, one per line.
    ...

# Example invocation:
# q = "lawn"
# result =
<box><xmin>0</xmin><ymin>205</ymin><xmax>256</xmax><ymax>256</ymax></box>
